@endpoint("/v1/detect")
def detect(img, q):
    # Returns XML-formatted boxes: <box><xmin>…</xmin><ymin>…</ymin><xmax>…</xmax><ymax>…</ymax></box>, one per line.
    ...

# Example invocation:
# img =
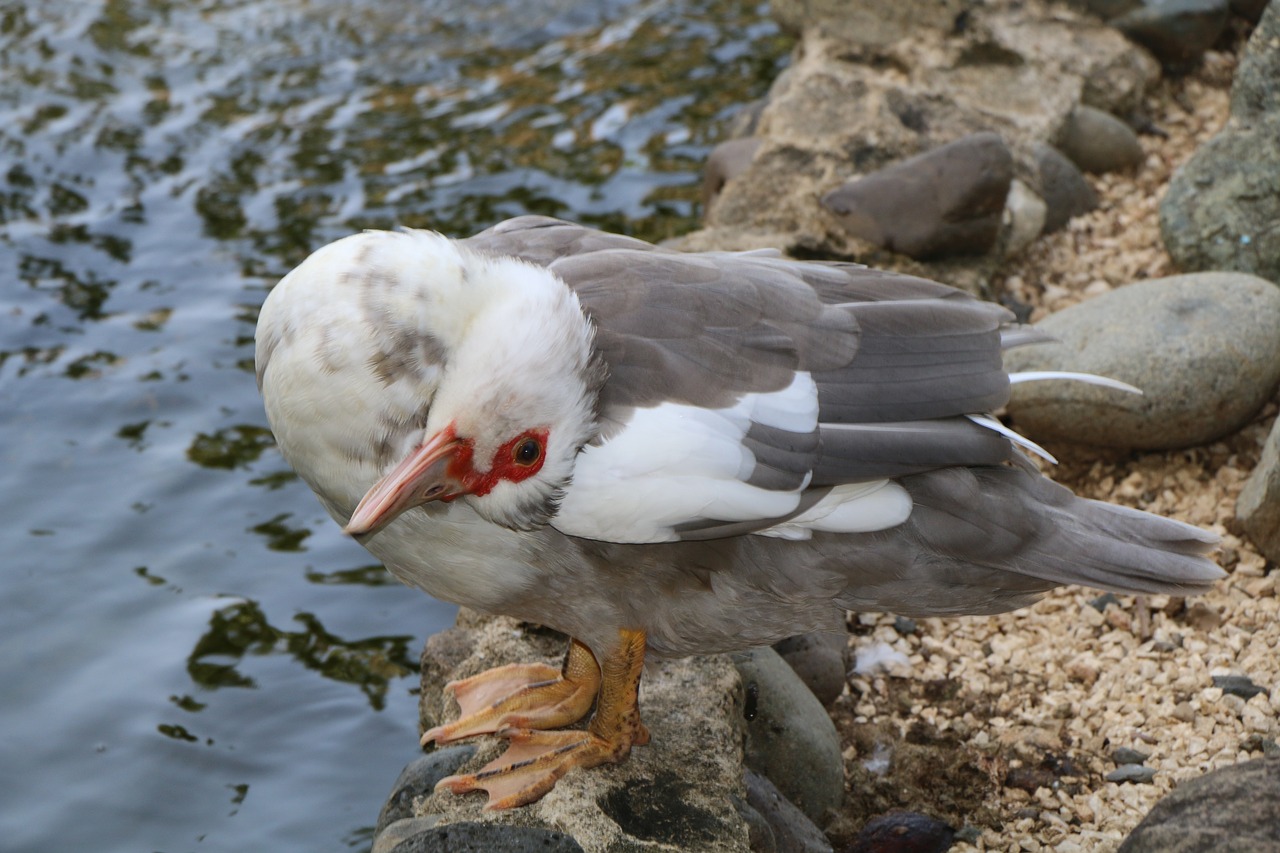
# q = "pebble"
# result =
<box><xmin>1003</xmin><ymin>273</ymin><xmax>1280</xmax><ymax>450</ymax></box>
<box><xmin>733</xmin><ymin>647</ymin><xmax>845</xmax><ymax>826</ymax></box>
<box><xmin>1106</xmin><ymin>764</ymin><xmax>1158</xmax><ymax>784</ymax></box>
<box><xmin>1112</xmin><ymin>0</ymin><xmax>1230</xmax><ymax>67</ymax></box>
<box><xmin>1032</xmin><ymin>143</ymin><xmax>1098</xmax><ymax>233</ymax></box>
<box><xmin>1003</xmin><ymin>180</ymin><xmax>1047</xmax><ymax>255</ymax></box>
<box><xmin>1089</xmin><ymin>592</ymin><xmax>1122</xmax><ymax>613</ymax></box>
<box><xmin>893</xmin><ymin>616</ymin><xmax>918</xmax><ymax>636</ymax></box>
<box><xmin>821</xmin><ymin>132</ymin><xmax>1013</xmax><ymax>259</ymax></box>
<box><xmin>744</xmin><ymin>769</ymin><xmax>834</xmax><ymax>853</ymax></box>
<box><xmin>375</xmin><ymin>746</ymin><xmax>478</xmax><ymax>835</ymax></box>
<box><xmin>1118</xmin><ymin>756</ymin><xmax>1280</xmax><ymax>851</ymax></box>
<box><xmin>773</xmin><ymin>632</ymin><xmax>848</xmax><ymax>707</ymax></box>
<box><xmin>1213</xmin><ymin>674</ymin><xmax>1268</xmax><ymax>701</ymax></box>
<box><xmin>1112</xmin><ymin>747</ymin><xmax>1152</xmax><ymax>766</ymax></box>
<box><xmin>847</xmin><ymin>811</ymin><xmax>955</xmax><ymax>853</ymax></box>
<box><xmin>1056</xmin><ymin>106</ymin><xmax>1143</xmax><ymax>174</ymax></box>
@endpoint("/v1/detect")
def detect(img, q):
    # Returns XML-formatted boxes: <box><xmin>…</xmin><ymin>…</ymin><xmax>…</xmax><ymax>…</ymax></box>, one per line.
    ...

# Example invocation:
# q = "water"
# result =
<box><xmin>0</xmin><ymin>2</ymin><xmax>789</xmax><ymax>850</ymax></box>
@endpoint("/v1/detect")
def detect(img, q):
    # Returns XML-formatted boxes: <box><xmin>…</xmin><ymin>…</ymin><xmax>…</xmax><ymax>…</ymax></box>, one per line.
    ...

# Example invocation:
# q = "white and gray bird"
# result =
<box><xmin>255</xmin><ymin>216</ymin><xmax>1221</xmax><ymax>809</ymax></box>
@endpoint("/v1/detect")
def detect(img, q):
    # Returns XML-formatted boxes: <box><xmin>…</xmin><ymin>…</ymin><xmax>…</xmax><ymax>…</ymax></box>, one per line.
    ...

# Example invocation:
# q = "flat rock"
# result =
<box><xmin>1238</xmin><ymin>417</ymin><xmax>1280</xmax><ymax>563</ymax></box>
<box><xmin>733</xmin><ymin>647</ymin><xmax>845</xmax><ymax>827</ymax></box>
<box><xmin>1118</xmin><ymin>756</ymin><xmax>1280</xmax><ymax>852</ymax></box>
<box><xmin>1003</xmin><ymin>273</ymin><xmax>1280</xmax><ymax>450</ymax></box>
<box><xmin>413</xmin><ymin>612</ymin><xmax>751</xmax><ymax>853</ymax></box>
<box><xmin>821</xmin><ymin>132</ymin><xmax>1013</xmax><ymax>259</ymax></box>
<box><xmin>1113</xmin><ymin>0</ymin><xmax>1230</xmax><ymax>67</ymax></box>
<box><xmin>1056</xmin><ymin>106</ymin><xmax>1144</xmax><ymax>174</ymax></box>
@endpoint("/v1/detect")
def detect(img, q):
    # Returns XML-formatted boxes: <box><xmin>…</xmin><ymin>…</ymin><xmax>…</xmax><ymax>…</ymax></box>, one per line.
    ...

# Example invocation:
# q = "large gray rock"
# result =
<box><xmin>733</xmin><ymin>648</ymin><xmax>845</xmax><ymax>828</ymax></box>
<box><xmin>1003</xmin><ymin>273</ymin><xmax>1280</xmax><ymax>450</ymax></box>
<box><xmin>1118</xmin><ymin>756</ymin><xmax>1280</xmax><ymax>852</ymax></box>
<box><xmin>1160</xmin><ymin>3</ymin><xmax>1280</xmax><ymax>282</ymax></box>
<box><xmin>411</xmin><ymin>612</ymin><xmax>752</xmax><ymax>853</ymax></box>
<box><xmin>1237</xmin><ymin>420</ymin><xmax>1280</xmax><ymax>563</ymax></box>
<box><xmin>821</xmin><ymin>133</ymin><xmax>1013</xmax><ymax>259</ymax></box>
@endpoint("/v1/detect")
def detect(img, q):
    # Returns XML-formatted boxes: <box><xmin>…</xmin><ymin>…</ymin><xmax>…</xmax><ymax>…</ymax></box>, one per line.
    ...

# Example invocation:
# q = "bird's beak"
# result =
<box><xmin>343</xmin><ymin>430</ymin><xmax>465</xmax><ymax>536</ymax></box>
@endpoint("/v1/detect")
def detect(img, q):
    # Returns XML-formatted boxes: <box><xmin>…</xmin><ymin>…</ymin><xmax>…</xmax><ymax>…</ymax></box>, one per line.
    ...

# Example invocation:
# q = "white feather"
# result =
<box><xmin>1009</xmin><ymin>370</ymin><xmax>1142</xmax><ymax>395</ymax></box>
<box><xmin>757</xmin><ymin>480</ymin><xmax>912</xmax><ymax>540</ymax></box>
<box><xmin>966</xmin><ymin>414</ymin><xmax>1058</xmax><ymax>464</ymax></box>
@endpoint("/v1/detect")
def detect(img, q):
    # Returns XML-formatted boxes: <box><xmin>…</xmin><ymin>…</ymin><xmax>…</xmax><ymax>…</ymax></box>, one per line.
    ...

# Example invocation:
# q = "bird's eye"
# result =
<box><xmin>513</xmin><ymin>437</ymin><xmax>542</xmax><ymax>466</ymax></box>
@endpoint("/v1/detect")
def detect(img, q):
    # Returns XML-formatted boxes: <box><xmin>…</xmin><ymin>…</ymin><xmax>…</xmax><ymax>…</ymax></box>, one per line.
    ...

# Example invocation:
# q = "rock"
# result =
<box><xmin>892</xmin><ymin>616</ymin><xmax>918</xmax><ymax>636</ymax></box>
<box><xmin>374</xmin><ymin>818</ymin><xmax>439</xmax><ymax>853</ymax></box>
<box><xmin>821</xmin><ymin>133</ymin><xmax>1013</xmax><ymax>259</ymax></box>
<box><xmin>733</xmin><ymin>647</ymin><xmax>845</xmax><ymax>827</ymax></box>
<box><xmin>1162</xmin><ymin>2</ymin><xmax>1280</xmax><ymax>282</ymax></box>
<box><xmin>1003</xmin><ymin>180</ymin><xmax>1047</xmax><ymax>255</ymax></box>
<box><xmin>1113</xmin><ymin>0</ymin><xmax>1231</xmax><ymax>67</ymax></box>
<box><xmin>1212</xmin><ymin>674</ymin><xmax>1268</xmax><ymax>700</ymax></box>
<box><xmin>376</xmin><ymin>745</ymin><xmax>478</xmax><ymax>834</ymax></box>
<box><xmin>1063</xmin><ymin>0</ymin><xmax>1144</xmax><ymax>19</ymax></box>
<box><xmin>744</xmin><ymin>770</ymin><xmax>834</xmax><ymax>853</ymax></box>
<box><xmin>703</xmin><ymin>138</ymin><xmax>763</xmax><ymax>215</ymax></box>
<box><xmin>1056</xmin><ymin>106</ymin><xmax>1144</xmax><ymax>174</ymax></box>
<box><xmin>846</xmin><ymin>812</ymin><xmax>955</xmax><ymax>853</ymax></box>
<box><xmin>1117</xmin><ymin>756</ymin><xmax>1280</xmax><ymax>852</ymax></box>
<box><xmin>1229</xmin><ymin>0</ymin><xmax>1270</xmax><ymax>22</ymax></box>
<box><xmin>1107</xmin><ymin>764</ymin><xmax>1159</xmax><ymax>784</ymax></box>
<box><xmin>382</xmin><ymin>822</ymin><xmax>586</xmax><ymax>853</ymax></box>
<box><xmin>1238</xmin><ymin>418</ymin><xmax>1280</xmax><ymax>563</ymax></box>
<box><xmin>1003</xmin><ymin>273</ymin><xmax>1280</xmax><ymax>450</ymax></box>
<box><xmin>733</xmin><ymin>794</ymin><xmax>777</xmax><ymax>853</ymax></box>
<box><xmin>413</xmin><ymin>612</ymin><xmax>752</xmax><ymax>852</ymax></box>
<box><xmin>772</xmin><ymin>632</ymin><xmax>848</xmax><ymax>707</ymax></box>
<box><xmin>1113</xmin><ymin>747</ymin><xmax>1152</xmax><ymax>765</ymax></box>
<box><xmin>769</xmin><ymin>0</ymin><xmax>965</xmax><ymax>44</ymax></box>
<box><xmin>1032</xmin><ymin>143</ymin><xmax>1099</xmax><ymax>232</ymax></box>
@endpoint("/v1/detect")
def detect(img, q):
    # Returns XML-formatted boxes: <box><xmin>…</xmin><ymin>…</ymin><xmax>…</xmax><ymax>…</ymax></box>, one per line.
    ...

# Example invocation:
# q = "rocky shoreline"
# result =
<box><xmin>370</xmin><ymin>1</ymin><xmax>1280</xmax><ymax>850</ymax></box>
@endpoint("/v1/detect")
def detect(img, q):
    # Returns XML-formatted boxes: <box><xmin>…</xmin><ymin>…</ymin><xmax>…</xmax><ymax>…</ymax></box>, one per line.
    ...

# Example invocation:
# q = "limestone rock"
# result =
<box><xmin>821</xmin><ymin>133</ymin><xmax>1013</xmax><ymax>259</ymax></box>
<box><xmin>1237</xmin><ymin>419</ymin><xmax>1280</xmax><ymax>563</ymax></box>
<box><xmin>1003</xmin><ymin>273</ymin><xmax>1280</xmax><ymax>450</ymax></box>
<box><xmin>1056</xmin><ymin>106</ymin><xmax>1144</xmax><ymax>174</ymax></box>
<box><xmin>733</xmin><ymin>647</ymin><xmax>845</xmax><ymax>827</ymax></box>
<box><xmin>1117</xmin><ymin>756</ymin><xmax>1280</xmax><ymax>852</ymax></box>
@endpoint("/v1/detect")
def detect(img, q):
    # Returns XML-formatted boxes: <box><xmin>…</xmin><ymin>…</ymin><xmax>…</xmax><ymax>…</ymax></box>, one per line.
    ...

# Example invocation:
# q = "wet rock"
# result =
<box><xmin>821</xmin><ymin>133</ymin><xmax>1013</xmax><ymax>259</ymax></box>
<box><xmin>773</xmin><ymin>632</ymin><xmax>847</xmax><ymax>707</ymax></box>
<box><xmin>382</xmin><ymin>821</ymin><xmax>585</xmax><ymax>853</ymax></box>
<box><xmin>1238</xmin><ymin>418</ymin><xmax>1280</xmax><ymax>563</ymax></box>
<box><xmin>703</xmin><ymin>138</ymin><xmax>763</xmax><ymax>215</ymax></box>
<box><xmin>733</xmin><ymin>647</ymin><xmax>844</xmax><ymax>827</ymax></box>
<box><xmin>1113</xmin><ymin>747</ymin><xmax>1152</xmax><ymax>765</ymax></box>
<box><xmin>376</xmin><ymin>745</ymin><xmax>478</xmax><ymax>834</ymax></box>
<box><xmin>414</xmin><ymin>612</ymin><xmax>751</xmax><ymax>852</ymax></box>
<box><xmin>1107</xmin><ymin>764</ymin><xmax>1158</xmax><ymax>784</ymax></box>
<box><xmin>1032</xmin><ymin>143</ymin><xmax>1099</xmax><ymax>233</ymax></box>
<box><xmin>1003</xmin><ymin>273</ymin><xmax>1280</xmax><ymax>450</ymax></box>
<box><xmin>744</xmin><ymin>770</ymin><xmax>834</xmax><ymax>853</ymax></box>
<box><xmin>1056</xmin><ymin>106</ymin><xmax>1144</xmax><ymax>174</ymax></box>
<box><xmin>1113</xmin><ymin>0</ymin><xmax>1230</xmax><ymax>67</ymax></box>
<box><xmin>846</xmin><ymin>811</ymin><xmax>955</xmax><ymax>853</ymax></box>
<box><xmin>1118</xmin><ymin>756</ymin><xmax>1280</xmax><ymax>852</ymax></box>
<box><xmin>1212</xmin><ymin>674</ymin><xmax>1268</xmax><ymax>700</ymax></box>
<box><xmin>1162</xmin><ymin>2</ymin><xmax>1280</xmax><ymax>282</ymax></box>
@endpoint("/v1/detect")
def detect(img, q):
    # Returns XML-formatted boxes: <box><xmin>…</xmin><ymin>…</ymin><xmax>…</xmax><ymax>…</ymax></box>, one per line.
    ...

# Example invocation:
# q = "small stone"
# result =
<box><xmin>1004</xmin><ymin>180</ymin><xmax>1047</xmax><ymax>255</ymax></box>
<box><xmin>1089</xmin><ymin>592</ymin><xmax>1122</xmax><ymax>613</ymax></box>
<box><xmin>702</xmin><ymin>137</ymin><xmax>763</xmax><ymax>215</ymax></box>
<box><xmin>1032</xmin><ymin>143</ymin><xmax>1099</xmax><ymax>233</ymax></box>
<box><xmin>1112</xmin><ymin>747</ymin><xmax>1152</xmax><ymax>766</ymax></box>
<box><xmin>893</xmin><ymin>616</ymin><xmax>918</xmax><ymax>636</ymax></box>
<box><xmin>847</xmin><ymin>812</ymin><xmax>955</xmax><ymax>853</ymax></box>
<box><xmin>1213</xmin><ymin>674</ymin><xmax>1268</xmax><ymax>701</ymax></box>
<box><xmin>744</xmin><ymin>770</ymin><xmax>834</xmax><ymax>853</ymax></box>
<box><xmin>1172</xmin><ymin>702</ymin><xmax>1197</xmax><ymax>723</ymax></box>
<box><xmin>1106</xmin><ymin>764</ymin><xmax>1158</xmax><ymax>784</ymax></box>
<box><xmin>1056</xmin><ymin>106</ymin><xmax>1143</xmax><ymax>174</ymax></box>
<box><xmin>821</xmin><ymin>132</ymin><xmax>1013</xmax><ymax>259</ymax></box>
<box><xmin>1183</xmin><ymin>602</ymin><xmax>1223</xmax><ymax>632</ymax></box>
<box><xmin>1112</xmin><ymin>0</ymin><xmax>1230</xmax><ymax>67</ymax></box>
<box><xmin>1004</xmin><ymin>273</ymin><xmax>1280</xmax><ymax>450</ymax></box>
<box><xmin>773</xmin><ymin>632</ymin><xmax>848</xmax><ymax>707</ymax></box>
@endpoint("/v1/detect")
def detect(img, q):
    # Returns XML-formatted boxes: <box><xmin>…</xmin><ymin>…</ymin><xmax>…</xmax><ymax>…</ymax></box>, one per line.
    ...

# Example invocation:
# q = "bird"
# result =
<box><xmin>255</xmin><ymin>215</ymin><xmax>1221</xmax><ymax>810</ymax></box>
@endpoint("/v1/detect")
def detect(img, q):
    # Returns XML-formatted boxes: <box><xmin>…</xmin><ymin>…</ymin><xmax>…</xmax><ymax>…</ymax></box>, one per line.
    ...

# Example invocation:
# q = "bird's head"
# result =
<box><xmin>340</xmin><ymin>234</ymin><xmax>604</xmax><ymax>537</ymax></box>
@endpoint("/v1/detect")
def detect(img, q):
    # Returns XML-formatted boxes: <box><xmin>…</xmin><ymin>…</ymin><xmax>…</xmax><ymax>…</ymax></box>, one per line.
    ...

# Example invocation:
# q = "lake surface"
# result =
<box><xmin>0</xmin><ymin>2</ymin><xmax>788</xmax><ymax>851</ymax></box>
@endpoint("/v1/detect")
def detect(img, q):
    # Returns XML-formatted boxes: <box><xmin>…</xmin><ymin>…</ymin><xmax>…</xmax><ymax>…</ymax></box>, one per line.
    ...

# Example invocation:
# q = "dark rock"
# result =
<box><xmin>1239</xmin><ymin>418</ymin><xmax>1280</xmax><ymax>563</ymax></box>
<box><xmin>1032</xmin><ymin>143</ymin><xmax>1099</xmax><ymax>232</ymax></box>
<box><xmin>1212</xmin><ymin>674</ymin><xmax>1268</xmax><ymax>700</ymax></box>
<box><xmin>892</xmin><ymin>616</ymin><xmax>917</xmax><ymax>636</ymax></box>
<box><xmin>703</xmin><ymin>138</ymin><xmax>763</xmax><ymax>215</ymax></box>
<box><xmin>733</xmin><ymin>647</ymin><xmax>845</xmax><ymax>827</ymax></box>
<box><xmin>1113</xmin><ymin>0</ymin><xmax>1231</xmax><ymax>67</ymax></box>
<box><xmin>1118</xmin><ymin>756</ymin><xmax>1280</xmax><ymax>852</ymax></box>
<box><xmin>821</xmin><ymin>133</ymin><xmax>1013</xmax><ymax>259</ymax></box>
<box><xmin>1003</xmin><ymin>273</ymin><xmax>1280</xmax><ymax>450</ymax></box>
<box><xmin>1089</xmin><ymin>592</ymin><xmax>1122</xmax><ymax>613</ymax></box>
<box><xmin>1107</xmin><ymin>764</ymin><xmax>1159</xmax><ymax>784</ymax></box>
<box><xmin>1006</xmin><ymin>765</ymin><xmax>1058</xmax><ymax>793</ymax></box>
<box><xmin>1114</xmin><ymin>747</ymin><xmax>1153</xmax><ymax>765</ymax></box>
<box><xmin>733</xmin><ymin>793</ymin><xmax>778</xmax><ymax>853</ymax></box>
<box><xmin>385</xmin><ymin>821</ymin><xmax>585</xmax><ymax>853</ymax></box>
<box><xmin>1182</xmin><ymin>602</ymin><xmax>1224</xmax><ymax>632</ymax></box>
<box><xmin>1229</xmin><ymin>0</ymin><xmax>1271</xmax><ymax>23</ymax></box>
<box><xmin>1056</xmin><ymin>106</ymin><xmax>1144</xmax><ymax>174</ymax></box>
<box><xmin>374</xmin><ymin>818</ymin><xmax>440</xmax><ymax>853</ymax></box>
<box><xmin>773</xmin><ymin>632</ymin><xmax>847</xmax><ymax>707</ymax></box>
<box><xmin>376</xmin><ymin>746</ymin><xmax>478</xmax><ymax>835</ymax></box>
<box><xmin>745</xmin><ymin>770</ymin><xmax>834</xmax><ymax>853</ymax></box>
<box><xmin>846</xmin><ymin>811</ymin><xmax>955</xmax><ymax>853</ymax></box>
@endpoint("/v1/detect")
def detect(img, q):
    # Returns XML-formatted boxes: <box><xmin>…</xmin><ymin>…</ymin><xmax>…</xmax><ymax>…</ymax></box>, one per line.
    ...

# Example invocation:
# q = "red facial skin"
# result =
<box><xmin>444</xmin><ymin>427</ymin><xmax>549</xmax><ymax>499</ymax></box>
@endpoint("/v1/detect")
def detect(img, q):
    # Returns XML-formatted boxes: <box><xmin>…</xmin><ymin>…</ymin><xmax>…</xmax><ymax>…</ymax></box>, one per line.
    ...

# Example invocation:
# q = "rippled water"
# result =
<box><xmin>0</xmin><ymin>2</ymin><xmax>788</xmax><ymax>850</ymax></box>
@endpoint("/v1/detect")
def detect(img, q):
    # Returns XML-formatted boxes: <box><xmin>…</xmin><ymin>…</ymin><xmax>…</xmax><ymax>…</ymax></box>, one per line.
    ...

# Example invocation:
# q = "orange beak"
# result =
<box><xmin>343</xmin><ymin>430</ymin><xmax>466</xmax><ymax>536</ymax></box>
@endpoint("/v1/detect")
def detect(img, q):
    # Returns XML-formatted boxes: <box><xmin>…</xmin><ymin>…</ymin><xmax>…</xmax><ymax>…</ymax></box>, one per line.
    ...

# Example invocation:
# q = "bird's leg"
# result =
<box><xmin>435</xmin><ymin>627</ymin><xmax>650</xmax><ymax>810</ymax></box>
<box><xmin>422</xmin><ymin>638</ymin><xmax>601</xmax><ymax>745</ymax></box>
